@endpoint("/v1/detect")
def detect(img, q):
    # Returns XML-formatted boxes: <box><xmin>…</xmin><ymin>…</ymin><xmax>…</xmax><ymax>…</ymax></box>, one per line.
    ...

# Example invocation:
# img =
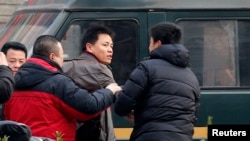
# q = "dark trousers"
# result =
<box><xmin>75</xmin><ymin>118</ymin><xmax>101</xmax><ymax>141</ymax></box>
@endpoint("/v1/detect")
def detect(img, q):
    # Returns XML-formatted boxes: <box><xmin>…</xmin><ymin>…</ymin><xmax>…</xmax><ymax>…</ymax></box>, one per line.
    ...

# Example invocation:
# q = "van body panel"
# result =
<box><xmin>21</xmin><ymin>0</ymin><xmax>250</xmax><ymax>10</ymax></box>
<box><xmin>2</xmin><ymin>0</ymin><xmax>250</xmax><ymax>140</ymax></box>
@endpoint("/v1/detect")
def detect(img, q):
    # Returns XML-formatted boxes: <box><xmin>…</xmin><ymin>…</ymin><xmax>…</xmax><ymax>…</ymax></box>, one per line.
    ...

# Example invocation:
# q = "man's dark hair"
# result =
<box><xmin>149</xmin><ymin>22</ymin><xmax>182</xmax><ymax>44</ymax></box>
<box><xmin>33</xmin><ymin>35</ymin><xmax>60</xmax><ymax>57</ymax></box>
<box><xmin>81</xmin><ymin>25</ymin><xmax>115</xmax><ymax>51</ymax></box>
<box><xmin>1</xmin><ymin>41</ymin><xmax>28</xmax><ymax>58</ymax></box>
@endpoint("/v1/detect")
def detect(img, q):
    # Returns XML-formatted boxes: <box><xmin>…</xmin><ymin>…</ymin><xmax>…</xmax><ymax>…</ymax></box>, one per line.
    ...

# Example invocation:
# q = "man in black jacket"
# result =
<box><xmin>115</xmin><ymin>22</ymin><xmax>200</xmax><ymax>141</ymax></box>
<box><xmin>0</xmin><ymin>52</ymin><xmax>14</xmax><ymax>104</ymax></box>
<box><xmin>1</xmin><ymin>41</ymin><xmax>27</xmax><ymax>76</ymax></box>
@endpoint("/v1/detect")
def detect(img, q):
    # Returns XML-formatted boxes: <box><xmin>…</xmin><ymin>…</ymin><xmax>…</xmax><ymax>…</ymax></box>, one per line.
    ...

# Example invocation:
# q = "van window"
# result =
<box><xmin>0</xmin><ymin>12</ymin><xmax>60</xmax><ymax>55</ymax></box>
<box><xmin>178</xmin><ymin>20</ymin><xmax>250</xmax><ymax>87</ymax></box>
<box><xmin>61</xmin><ymin>20</ymin><xmax>138</xmax><ymax>84</ymax></box>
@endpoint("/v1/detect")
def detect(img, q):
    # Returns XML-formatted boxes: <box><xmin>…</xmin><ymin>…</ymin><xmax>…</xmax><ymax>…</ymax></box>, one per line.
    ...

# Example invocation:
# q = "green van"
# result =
<box><xmin>2</xmin><ymin>0</ymin><xmax>250</xmax><ymax>140</ymax></box>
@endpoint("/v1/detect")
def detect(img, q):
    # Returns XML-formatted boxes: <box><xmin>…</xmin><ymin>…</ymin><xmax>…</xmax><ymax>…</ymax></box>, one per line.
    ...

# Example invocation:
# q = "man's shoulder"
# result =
<box><xmin>65</xmin><ymin>53</ymin><xmax>99</xmax><ymax>66</ymax></box>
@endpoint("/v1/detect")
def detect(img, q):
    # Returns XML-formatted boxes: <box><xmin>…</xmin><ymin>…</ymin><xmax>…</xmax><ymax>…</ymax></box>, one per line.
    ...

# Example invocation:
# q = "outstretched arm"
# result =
<box><xmin>114</xmin><ymin>63</ymin><xmax>148</xmax><ymax>116</ymax></box>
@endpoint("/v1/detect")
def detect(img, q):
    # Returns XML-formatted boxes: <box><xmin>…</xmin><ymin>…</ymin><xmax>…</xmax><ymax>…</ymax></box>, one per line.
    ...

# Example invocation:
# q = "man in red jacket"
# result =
<box><xmin>4</xmin><ymin>35</ymin><xmax>121</xmax><ymax>141</ymax></box>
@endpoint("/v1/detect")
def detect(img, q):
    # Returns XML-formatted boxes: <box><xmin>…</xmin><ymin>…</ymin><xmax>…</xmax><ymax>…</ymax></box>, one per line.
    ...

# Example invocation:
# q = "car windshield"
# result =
<box><xmin>0</xmin><ymin>12</ymin><xmax>60</xmax><ymax>56</ymax></box>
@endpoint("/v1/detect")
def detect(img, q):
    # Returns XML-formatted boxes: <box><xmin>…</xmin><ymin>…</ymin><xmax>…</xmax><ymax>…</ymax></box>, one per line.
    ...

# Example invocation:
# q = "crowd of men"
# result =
<box><xmin>0</xmin><ymin>22</ymin><xmax>200</xmax><ymax>141</ymax></box>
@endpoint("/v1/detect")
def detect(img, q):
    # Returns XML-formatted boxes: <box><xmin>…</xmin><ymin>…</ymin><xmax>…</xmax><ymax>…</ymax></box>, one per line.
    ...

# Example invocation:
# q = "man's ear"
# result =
<box><xmin>85</xmin><ymin>43</ymin><xmax>93</xmax><ymax>53</ymax></box>
<box><xmin>49</xmin><ymin>53</ymin><xmax>55</xmax><ymax>60</ymax></box>
<box><xmin>156</xmin><ymin>40</ymin><xmax>162</xmax><ymax>47</ymax></box>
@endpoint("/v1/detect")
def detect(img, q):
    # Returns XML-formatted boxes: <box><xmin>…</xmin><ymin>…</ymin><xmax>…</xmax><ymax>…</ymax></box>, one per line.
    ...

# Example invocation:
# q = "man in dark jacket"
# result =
<box><xmin>0</xmin><ymin>52</ymin><xmax>14</xmax><ymax>104</ymax></box>
<box><xmin>1</xmin><ymin>41</ymin><xmax>27</xmax><ymax>76</ymax></box>
<box><xmin>63</xmin><ymin>25</ymin><xmax>116</xmax><ymax>141</ymax></box>
<box><xmin>114</xmin><ymin>22</ymin><xmax>200</xmax><ymax>141</ymax></box>
<box><xmin>3</xmin><ymin>35</ymin><xmax>121</xmax><ymax>141</ymax></box>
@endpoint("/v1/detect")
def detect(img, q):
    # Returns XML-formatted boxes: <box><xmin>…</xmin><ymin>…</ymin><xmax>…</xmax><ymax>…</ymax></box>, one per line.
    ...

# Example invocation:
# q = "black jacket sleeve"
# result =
<box><xmin>0</xmin><ymin>65</ymin><xmax>14</xmax><ymax>104</ymax></box>
<box><xmin>115</xmin><ymin>63</ymin><xmax>148</xmax><ymax>116</ymax></box>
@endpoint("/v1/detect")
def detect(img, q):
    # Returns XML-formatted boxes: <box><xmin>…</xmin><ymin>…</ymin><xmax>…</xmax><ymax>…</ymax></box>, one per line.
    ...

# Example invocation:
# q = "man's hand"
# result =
<box><xmin>124</xmin><ymin>110</ymin><xmax>134</xmax><ymax>123</ymax></box>
<box><xmin>106</xmin><ymin>83</ymin><xmax>121</xmax><ymax>95</ymax></box>
<box><xmin>0</xmin><ymin>52</ymin><xmax>8</xmax><ymax>66</ymax></box>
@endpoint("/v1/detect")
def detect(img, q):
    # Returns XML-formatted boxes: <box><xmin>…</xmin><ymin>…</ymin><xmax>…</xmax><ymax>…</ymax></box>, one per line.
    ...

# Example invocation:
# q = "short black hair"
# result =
<box><xmin>81</xmin><ymin>25</ymin><xmax>115</xmax><ymax>51</ymax></box>
<box><xmin>1</xmin><ymin>41</ymin><xmax>27</xmax><ymax>58</ymax></box>
<box><xmin>149</xmin><ymin>22</ymin><xmax>182</xmax><ymax>44</ymax></box>
<box><xmin>33</xmin><ymin>35</ymin><xmax>60</xmax><ymax>57</ymax></box>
